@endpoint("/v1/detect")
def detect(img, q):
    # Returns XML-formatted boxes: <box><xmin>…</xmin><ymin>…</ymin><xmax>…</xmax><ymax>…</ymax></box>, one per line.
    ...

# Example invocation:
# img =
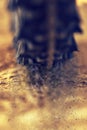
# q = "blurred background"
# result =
<box><xmin>0</xmin><ymin>0</ymin><xmax>87</xmax><ymax>71</ymax></box>
<box><xmin>0</xmin><ymin>1</ymin><xmax>87</xmax><ymax>130</ymax></box>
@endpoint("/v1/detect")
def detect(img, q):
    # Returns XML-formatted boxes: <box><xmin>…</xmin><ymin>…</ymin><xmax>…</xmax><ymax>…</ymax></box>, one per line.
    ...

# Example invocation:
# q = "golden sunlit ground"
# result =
<box><xmin>0</xmin><ymin>1</ymin><xmax>87</xmax><ymax>130</ymax></box>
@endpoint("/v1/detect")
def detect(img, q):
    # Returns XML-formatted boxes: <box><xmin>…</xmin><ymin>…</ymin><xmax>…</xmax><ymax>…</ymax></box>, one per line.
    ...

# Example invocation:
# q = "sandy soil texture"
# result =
<box><xmin>0</xmin><ymin>1</ymin><xmax>87</xmax><ymax>130</ymax></box>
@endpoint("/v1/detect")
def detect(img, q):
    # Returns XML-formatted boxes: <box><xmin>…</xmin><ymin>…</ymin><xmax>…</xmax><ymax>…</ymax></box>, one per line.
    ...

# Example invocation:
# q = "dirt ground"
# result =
<box><xmin>0</xmin><ymin>1</ymin><xmax>87</xmax><ymax>130</ymax></box>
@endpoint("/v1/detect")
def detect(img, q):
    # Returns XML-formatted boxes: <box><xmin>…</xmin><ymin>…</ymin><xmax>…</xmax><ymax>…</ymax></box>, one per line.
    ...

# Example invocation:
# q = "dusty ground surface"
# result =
<box><xmin>0</xmin><ymin>1</ymin><xmax>87</xmax><ymax>130</ymax></box>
